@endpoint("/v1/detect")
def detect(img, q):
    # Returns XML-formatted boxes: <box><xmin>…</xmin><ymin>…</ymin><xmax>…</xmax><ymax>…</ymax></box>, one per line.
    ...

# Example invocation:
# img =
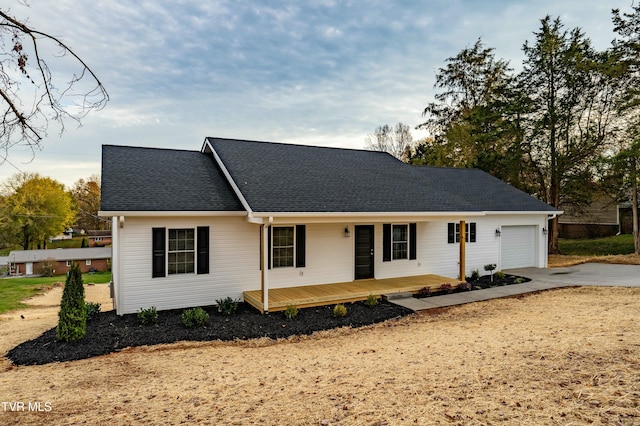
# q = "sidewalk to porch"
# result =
<box><xmin>243</xmin><ymin>274</ymin><xmax>464</xmax><ymax>313</ymax></box>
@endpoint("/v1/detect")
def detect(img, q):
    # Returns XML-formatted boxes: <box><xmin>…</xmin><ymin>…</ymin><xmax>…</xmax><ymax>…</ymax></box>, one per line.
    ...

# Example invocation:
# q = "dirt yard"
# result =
<box><xmin>1</xmin><ymin>284</ymin><xmax>639</xmax><ymax>425</ymax></box>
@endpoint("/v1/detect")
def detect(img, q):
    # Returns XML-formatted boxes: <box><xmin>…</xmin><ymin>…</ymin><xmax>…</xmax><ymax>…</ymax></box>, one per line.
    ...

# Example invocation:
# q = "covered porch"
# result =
<box><xmin>243</xmin><ymin>274</ymin><xmax>464</xmax><ymax>313</ymax></box>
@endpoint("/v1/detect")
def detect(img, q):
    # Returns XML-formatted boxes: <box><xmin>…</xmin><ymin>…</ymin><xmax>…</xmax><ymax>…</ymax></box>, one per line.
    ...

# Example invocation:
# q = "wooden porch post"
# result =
<box><xmin>262</xmin><ymin>224</ymin><xmax>269</xmax><ymax>313</ymax></box>
<box><xmin>459</xmin><ymin>220</ymin><xmax>466</xmax><ymax>280</ymax></box>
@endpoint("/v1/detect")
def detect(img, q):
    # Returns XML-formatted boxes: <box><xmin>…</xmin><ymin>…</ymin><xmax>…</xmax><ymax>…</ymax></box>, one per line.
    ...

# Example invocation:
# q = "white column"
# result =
<box><xmin>262</xmin><ymin>224</ymin><xmax>269</xmax><ymax>313</ymax></box>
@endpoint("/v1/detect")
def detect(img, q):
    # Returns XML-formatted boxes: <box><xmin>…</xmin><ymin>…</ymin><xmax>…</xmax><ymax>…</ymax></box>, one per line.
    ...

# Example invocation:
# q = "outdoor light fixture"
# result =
<box><xmin>344</xmin><ymin>226</ymin><xmax>350</xmax><ymax>238</ymax></box>
<box><xmin>542</xmin><ymin>227</ymin><xmax>548</xmax><ymax>235</ymax></box>
<box><xmin>495</xmin><ymin>228</ymin><xmax>501</xmax><ymax>237</ymax></box>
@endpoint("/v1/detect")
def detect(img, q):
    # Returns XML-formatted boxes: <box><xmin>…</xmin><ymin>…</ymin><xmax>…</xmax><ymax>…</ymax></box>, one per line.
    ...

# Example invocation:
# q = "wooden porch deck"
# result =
<box><xmin>243</xmin><ymin>274</ymin><xmax>464</xmax><ymax>313</ymax></box>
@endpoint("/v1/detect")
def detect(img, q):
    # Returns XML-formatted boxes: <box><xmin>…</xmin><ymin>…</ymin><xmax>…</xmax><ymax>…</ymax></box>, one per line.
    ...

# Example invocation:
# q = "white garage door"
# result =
<box><xmin>501</xmin><ymin>226</ymin><xmax>537</xmax><ymax>269</ymax></box>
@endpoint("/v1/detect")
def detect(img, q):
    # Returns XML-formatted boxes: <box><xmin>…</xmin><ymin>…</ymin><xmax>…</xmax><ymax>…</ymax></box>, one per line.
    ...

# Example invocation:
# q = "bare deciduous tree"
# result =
<box><xmin>365</xmin><ymin>122</ymin><xmax>413</xmax><ymax>161</ymax></box>
<box><xmin>0</xmin><ymin>7</ymin><xmax>108</xmax><ymax>159</ymax></box>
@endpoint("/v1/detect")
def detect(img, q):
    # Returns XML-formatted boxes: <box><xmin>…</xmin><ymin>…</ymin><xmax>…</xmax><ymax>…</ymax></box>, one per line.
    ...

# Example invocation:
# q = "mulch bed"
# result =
<box><xmin>7</xmin><ymin>301</ymin><xmax>412</xmax><ymax>366</ymax></box>
<box><xmin>414</xmin><ymin>273</ymin><xmax>531</xmax><ymax>298</ymax></box>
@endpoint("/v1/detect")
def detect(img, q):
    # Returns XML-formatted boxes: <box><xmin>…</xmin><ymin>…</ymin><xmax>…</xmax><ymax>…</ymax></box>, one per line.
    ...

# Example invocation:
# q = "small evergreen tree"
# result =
<box><xmin>56</xmin><ymin>263</ymin><xmax>86</xmax><ymax>342</ymax></box>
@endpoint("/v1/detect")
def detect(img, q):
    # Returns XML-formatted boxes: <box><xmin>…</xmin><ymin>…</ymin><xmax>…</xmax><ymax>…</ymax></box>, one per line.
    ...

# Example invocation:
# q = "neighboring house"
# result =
<box><xmin>7</xmin><ymin>247</ymin><xmax>111</xmax><ymax>276</ymax></box>
<box><xmin>558</xmin><ymin>193</ymin><xmax>620</xmax><ymax>239</ymax></box>
<box><xmin>100</xmin><ymin>137</ymin><xmax>560</xmax><ymax>315</ymax></box>
<box><xmin>0</xmin><ymin>256</ymin><xmax>8</xmax><ymax>275</ymax></box>
<box><xmin>49</xmin><ymin>228</ymin><xmax>74</xmax><ymax>242</ymax></box>
<box><xmin>86</xmin><ymin>230</ymin><xmax>112</xmax><ymax>247</ymax></box>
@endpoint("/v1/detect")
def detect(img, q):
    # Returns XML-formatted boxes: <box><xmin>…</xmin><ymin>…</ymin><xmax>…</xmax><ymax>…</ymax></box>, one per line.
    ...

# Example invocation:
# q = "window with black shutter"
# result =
<box><xmin>295</xmin><ymin>225</ymin><xmax>306</xmax><ymax>268</ymax></box>
<box><xmin>197</xmin><ymin>226</ymin><xmax>209</xmax><ymax>274</ymax></box>
<box><xmin>447</xmin><ymin>222</ymin><xmax>476</xmax><ymax>243</ymax></box>
<box><xmin>384</xmin><ymin>223</ymin><xmax>417</xmax><ymax>261</ymax></box>
<box><xmin>152</xmin><ymin>227</ymin><xmax>166</xmax><ymax>278</ymax></box>
<box><xmin>152</xmin><ymin>226</ymin><xmax>210</xmax><ymax>277</ymax></box>
<box><xmin>268</xmin><ymin>225</ymin><xmax>306</xmax><ymax>268</ymax></box>
<box><xmin>383</xmin><ymin>224</ymin><xmax>391</xmax><ymax>262</ymax></box>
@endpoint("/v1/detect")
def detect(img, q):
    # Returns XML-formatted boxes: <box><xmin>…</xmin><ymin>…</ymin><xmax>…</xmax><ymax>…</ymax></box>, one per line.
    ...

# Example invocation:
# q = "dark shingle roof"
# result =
<box><xmin>100</xmin><ymin>145</ymin><xmax>243</xmax><ymax>212</ymax></box>
<box><xmin>206</xmin><ymin>137</ymin><xmax>557</xmax><ymax>213</ymax></box>
<box><xmin>413</xmin><ymin>166</ymin><xmax>557</xmax><ymax>212</ymax></box>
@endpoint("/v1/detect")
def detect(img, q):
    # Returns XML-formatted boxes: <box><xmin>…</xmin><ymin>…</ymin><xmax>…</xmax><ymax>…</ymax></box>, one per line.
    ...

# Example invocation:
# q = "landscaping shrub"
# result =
<box><xmin>38</xmin><ymin>258</ymin><xmax>56</xmax><ymax>277</ymax></box>
<box><xmin>417</xmin><ymin>286</ymin><xmax>431</xmax><ymax>297</ymax></box>
<box><xmin>333</xmin><ymin>304</ymin><xmax>347</xmax><ymax>317</ymax></box>
<box><xmin>86</xmin><ymin>302</ymin><xmax>101</xmax><ymax>320</ymax></box>
<box><xmin>439</xmin><ymin>283</ymin><xmax>453</xmax><ymax>294</ymax></box>
<box><xmin>216</xmin><ymin>297</ymin><xmax>240</xmax><ymax>315</ymax></box>
<box><xmin>457</xmin><ymin>282</ymin><xmax>472</xmax><ymax>291</ymax></box>
<box><xmin>484</xmin><ymin>263</ymin><xmax>497</xmax><ymax>282</ymax></box>
<box><xmin>284</xmin><ymin>304</ymin><xmax>298</xmax><ymax>319</ymax></box>
<box><xmin>182</xmin><ymin>307</ymin><xmax>209</xmax><ymax>328</ymax></box>
<box><xmin>56</xmin><ymin>264</ymin><xmax>86</xmax><ymax>342</ymax></box>
<box><xmin>495</xmin><ymin>271</ymin><xmax>506</xmax><ymax>280</ymax></box>
<box><xmin>467</xmin><ymin>269</ymin><xmax>480</xmax><ymax>282</ymax></box>
<box><xmin>364</xmin><ymin>294</ymin><xmax>379</xmax><ymax>307</ymax></box>
<box><xmin>138</xmin><ymin>306</ymin><xmax>158</xmax><ymax>325</ymax></box>
<box><xmin>514</xmin><ymin>277</ymin><xmax>525</xmax><ymax>284</ymax></box>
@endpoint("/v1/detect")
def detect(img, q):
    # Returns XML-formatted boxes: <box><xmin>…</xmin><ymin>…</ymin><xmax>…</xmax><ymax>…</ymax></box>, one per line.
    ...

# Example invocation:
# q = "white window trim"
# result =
<box><xmin>66</xmin><ymin>260</ymin><xmax>72</xmax><ymax>267</ymax></box>
<box><xmin>272</xmin><ymin>225</ymin><xmax>295</xmax><ymax>268</ymax></box>
<box><xmin>450</xmin><ymin>222</ymin><xmax>476</xmax><ymax>243</ymax></box>
<box><xmin>86</xmin><ymin>259</ymin><xmax>91</xmax><ymax>266</ymax></box>
<box><xmin>168</xmin><ymin>228</ymin><xmax>195</xmax><ymax>275</ymax></box>
<box><xmin>391</xmin><ymin>223</ymin><xmax>409</xmax><ymax>261</ymax></box>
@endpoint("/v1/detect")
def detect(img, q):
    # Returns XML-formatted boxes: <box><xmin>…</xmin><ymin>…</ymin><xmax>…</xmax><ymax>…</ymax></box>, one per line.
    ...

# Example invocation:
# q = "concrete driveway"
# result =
<box><xmin>391</xmin><ymin>263</ymin><xmax>640</xmax><ymax>311</ymax></box>
<box><xmin>506</xmin><ymin>263</ymin><xmax>640</xmax><ymax>288</ymax></box>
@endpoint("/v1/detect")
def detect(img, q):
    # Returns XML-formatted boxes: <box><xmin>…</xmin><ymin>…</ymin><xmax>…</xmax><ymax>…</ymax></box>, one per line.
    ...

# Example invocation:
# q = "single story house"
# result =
<box><xmin>0</xmin><ymin>256</ymin><xmax>8</xmax><ymax>275</ymax></box>
<box><xmin>86</xmin><ymin>230</ymin><xmax>112</xmax><ymax>247</ymax></box>
<box><xmin>7</xmin><ymin>247</ymin><xmax>111</xmax><ymax>276</ymax></box>
<box><xmin>558</xmin><ymin>193</ymin><xmax>620</xmax><ymax>238</ymax></box>
<box><xmin>100</xmin><ymin>137</ymin><xmax>560</xmax><ymax>315</ymax></box>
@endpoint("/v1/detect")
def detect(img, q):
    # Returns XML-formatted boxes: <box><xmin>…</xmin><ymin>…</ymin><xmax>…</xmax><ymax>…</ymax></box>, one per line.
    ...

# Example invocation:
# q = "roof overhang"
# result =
<box><xmin>98</xmin><ymin>210</ymin><xmax>561</xmax><ymax>224</ymax></box>
<box><xmin>98</xmin><ymin>211</ymin><xmax>247</xmax><ymax>217</ymax></box>
<box><xmin>483</xmin><ymin>210</ymin><xmax>563</xmax><ymax>216</ymax></box>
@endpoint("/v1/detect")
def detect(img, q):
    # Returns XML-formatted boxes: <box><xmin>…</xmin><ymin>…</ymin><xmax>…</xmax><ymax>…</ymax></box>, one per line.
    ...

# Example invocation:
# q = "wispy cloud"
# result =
<box><xmin>0</xmin><ymin>0</ymin><xmax>630</xmax><ymax>186</ymax></box>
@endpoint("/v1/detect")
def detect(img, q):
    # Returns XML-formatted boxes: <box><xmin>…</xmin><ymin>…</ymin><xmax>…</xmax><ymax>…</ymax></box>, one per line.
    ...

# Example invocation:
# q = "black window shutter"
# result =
<box><xmin>409</xmin><ymin>223</ymin><xmax>417</xmax><ymax>260</ymax></box>
<box><xmin>470</xmin><ymin>223</ymin><xmax>476</xmax><ymax>243</ymax></box>
<box><xmin>295</xmin><ymin>225</ymin><xmax>306</xmax><ymax>267</ymax></box>
<box><xmin>383</xmin><ymin>224</ymin><xmax>391</xmax><ymax>262</ymax></box>
<box><xmin>267</xmin><ymin>226</ymin><xmax>272</xmax><ymax>270</ymax></box>
<box><xmin>152</xmin><ymin>228</ymin><xmax>166</xmax><ymax>278</ymax></box>
<box><xmin>447</xmin><ymin>223</ymin><xmax>455</xmax><ymax>244</ymax></box>
<box><xmin>197</xmin><ymin>226</ymin><xmax>209</xmax><ymax>274</ymax></box>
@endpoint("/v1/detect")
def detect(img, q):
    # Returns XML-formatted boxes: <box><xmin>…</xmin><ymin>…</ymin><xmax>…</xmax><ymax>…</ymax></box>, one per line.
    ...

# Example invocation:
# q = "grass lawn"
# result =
<box><xmin>558</xmin><ymin>234</ymin><xmax>635</xmax><ymax>256</ymax></box>
<box><xmin>0</xmin><ymin>271</ymin><xmax>111</xmax><ymax>314</ymax></box>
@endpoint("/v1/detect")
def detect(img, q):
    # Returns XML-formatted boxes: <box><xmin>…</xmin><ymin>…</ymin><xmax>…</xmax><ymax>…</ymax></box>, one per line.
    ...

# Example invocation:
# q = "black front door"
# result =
<box><xmin>355</xmin><ymin>225</ymin><xmax>374</xmax><ymax>280</ymax></box>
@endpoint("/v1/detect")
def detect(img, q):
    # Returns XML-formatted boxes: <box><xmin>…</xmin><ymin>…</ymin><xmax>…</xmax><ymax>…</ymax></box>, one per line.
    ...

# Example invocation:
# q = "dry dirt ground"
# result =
<box><xmin>548</xmin><ymin>253</ymin><xmax>640</xmax><ymax>267</ymax></box>
<box><xmin>1</xmin><ymin>281</ymin><xmax>639</xmax><ymax>425</ymax></box>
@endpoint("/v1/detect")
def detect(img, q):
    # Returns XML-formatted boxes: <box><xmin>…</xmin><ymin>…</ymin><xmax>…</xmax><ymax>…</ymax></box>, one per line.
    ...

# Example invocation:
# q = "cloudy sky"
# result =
<box><xmin>0</xmin><ymin>0</ymin><xmax>630</xmax><ymax>187</ymax></box>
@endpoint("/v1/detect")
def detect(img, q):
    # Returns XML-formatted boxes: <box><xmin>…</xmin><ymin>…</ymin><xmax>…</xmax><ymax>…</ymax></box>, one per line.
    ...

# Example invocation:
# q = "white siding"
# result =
<box><xmin>268</xmin><ymin>223</ymin><xmax>353</xmax><ymax>288</ymax></box>
<box><xmin>117</xmin><ymin>216</ymin><xmax>260</xmax><ymax>314</ymax></box>
<box><xmin>114</xmin><ymin>213</ymin><xmax>549</xmax><ymax>314</ymax></box>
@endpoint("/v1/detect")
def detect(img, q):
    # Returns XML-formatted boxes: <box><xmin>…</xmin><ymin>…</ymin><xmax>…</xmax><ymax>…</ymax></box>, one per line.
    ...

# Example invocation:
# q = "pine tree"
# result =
<box><xmin>56</xmin><ymin>263</ymin><xmax>86</xmax><ymax>342</ymax></box>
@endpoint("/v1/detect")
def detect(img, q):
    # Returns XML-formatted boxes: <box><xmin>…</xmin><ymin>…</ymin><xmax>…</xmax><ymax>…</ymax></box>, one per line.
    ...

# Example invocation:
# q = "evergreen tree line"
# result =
<box><xmin>403</xmin><ymin>10</ymin><xmax>640</xmax><ymax>254</ymax></box>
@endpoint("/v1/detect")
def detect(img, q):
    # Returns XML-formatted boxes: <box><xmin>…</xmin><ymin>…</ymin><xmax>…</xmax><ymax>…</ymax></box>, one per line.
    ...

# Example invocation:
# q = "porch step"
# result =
<box><xmin>382</xmin><ymin>291</ymin><xmax>414</xmax><ymax>301</ymax></box>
